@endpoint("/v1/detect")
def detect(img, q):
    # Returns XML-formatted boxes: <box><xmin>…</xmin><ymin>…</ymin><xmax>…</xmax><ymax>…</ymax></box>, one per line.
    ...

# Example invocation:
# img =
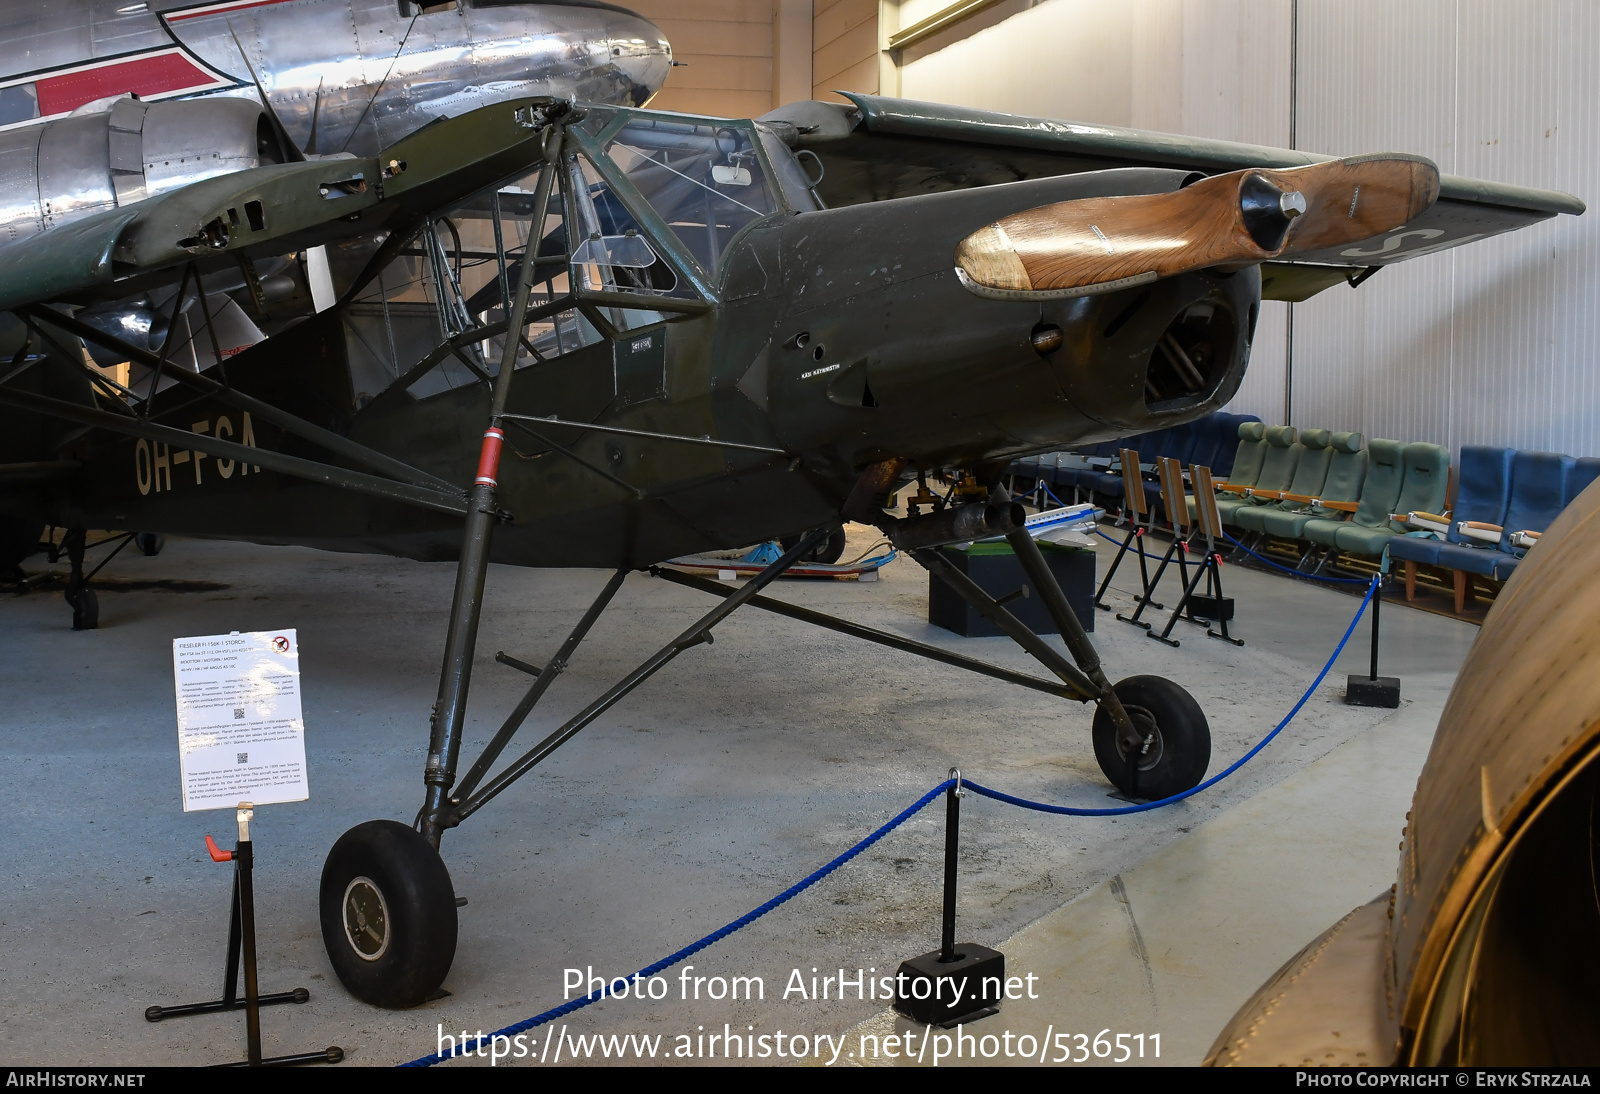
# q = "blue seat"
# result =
<box><xmin>1390</xmin><ymin>446</ymin><xmax>1513</xmax><ymax>601</ymax></box>
<box><xmin>1565</xmin><ymin>457</ymin><xmax>1600</xmax><ymax>506</ymax></box>
<box><xmin>1185</xmin><ymin>414</ymin><xmax>1229</xmax><ymax>477</ymax></box>
<box><xmin>1143</xmin><ymin>423</ymin><xmax>1201</xmax><ymax>515</ymax></box>
<box><xmin>1492</xmin><ymin>450</ymin><xmax>1573</xmax><ymax>581</ymax></box>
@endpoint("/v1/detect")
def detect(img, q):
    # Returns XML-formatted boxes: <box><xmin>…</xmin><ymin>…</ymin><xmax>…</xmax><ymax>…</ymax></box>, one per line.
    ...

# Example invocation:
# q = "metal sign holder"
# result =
<box><xmin>144</xmin><ymin>805</ymin><xmax>343</xmax><ymax>1067</ymax></box>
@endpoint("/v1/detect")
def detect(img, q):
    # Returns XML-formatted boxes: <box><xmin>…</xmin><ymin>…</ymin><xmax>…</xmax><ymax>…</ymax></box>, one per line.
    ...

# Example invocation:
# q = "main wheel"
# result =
<box><xmin>320</xmin><ymin>820</ymin><xmax>457</xmax><ymax>1008</ymax></box>
<box><xmin>1091</xmin><ymin>675</ymin><xmax>1210</xmax><ymax>800</ymax></box>
<box><xmin>135</xmin><ymin>533</ymin><xmax>165</xmax><ymax>556</ymax></box>
<box><xmin>781</xmin><ymin>527</ymin><xmax>847</xmax><ymax>565</ymax></box>
<box><xmin>0</xmin><ymin>515</ymin><xmax>42</xmax><ymax>571</ymax></box>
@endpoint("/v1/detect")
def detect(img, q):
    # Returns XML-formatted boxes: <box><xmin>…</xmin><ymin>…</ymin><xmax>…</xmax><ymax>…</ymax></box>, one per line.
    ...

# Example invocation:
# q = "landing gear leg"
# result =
<box><xmin>62</xmin><ymin>528</ymin><xmax>97</xmax><ymax>631</ymax></box>
<box><xmin>911</xmin><ymin>486</ymin><xmax>1210</xmax><ymax>799</ymax></box>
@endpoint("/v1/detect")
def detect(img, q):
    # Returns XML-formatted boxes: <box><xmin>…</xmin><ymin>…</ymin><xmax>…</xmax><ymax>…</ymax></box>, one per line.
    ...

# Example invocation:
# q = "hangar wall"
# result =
<box><xmin>833</xmin><ymin>0</ymin><xmax>1600</xmax><ymax>457</ymax></box>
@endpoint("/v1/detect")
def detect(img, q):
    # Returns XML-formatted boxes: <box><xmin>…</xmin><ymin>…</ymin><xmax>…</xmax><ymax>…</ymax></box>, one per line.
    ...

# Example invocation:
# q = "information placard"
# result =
<box><xmin>173</xmin><ymin>629</ymin><xmax>309</xmax><ymax>812</ymax></box>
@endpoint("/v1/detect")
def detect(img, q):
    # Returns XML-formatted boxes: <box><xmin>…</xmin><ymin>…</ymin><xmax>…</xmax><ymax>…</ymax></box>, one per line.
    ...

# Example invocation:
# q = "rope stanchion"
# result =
<box><xmin>1220</xmin><ymin>532</ymin><xmax>1370</xmax><ymax>585</ymax></box>
<box><xmin>400</xmin><ymin>573</ymin><xmax>1379</xmax><ymax>1067</ymax></box>
<box><xmin>965</xmin><ymin>575</ymin><xmax>1376</xmax><ymax>815</ymax></box>
<box><xmin>401</xmin><ymin>781</ymin><xmax>954</xmax><ymax>1067</ymax></box>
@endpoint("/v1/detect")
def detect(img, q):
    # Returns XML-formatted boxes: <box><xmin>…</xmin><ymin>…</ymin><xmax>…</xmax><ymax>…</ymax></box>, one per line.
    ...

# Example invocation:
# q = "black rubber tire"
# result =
<box><xmin>135</xmin><ymin>533</ymin><xmax>165</xmax><ymax>557</ymax></box>
<box><xmin>1091</xmin><ymin>675</ymin><xmax>1210</xmax><ymax>800</ymax></box>
<box><xmin>0</xmin><ymin>515</ymin><xmax>42</xmax><ymax>571</ymax></box>
<box><xmin>320</xmin><ymin>820</ymin><xmax>457</xmax><ymax>1009</ymax></box>
<box><xmin>781</xmin><ymin>527</ymin><xmax>847</xmax><ymax>565</ymax></box>
<box><xmin>68</xmin><ymin>586</ymin><xmax>98</xmax><ymax>631</ymax></box>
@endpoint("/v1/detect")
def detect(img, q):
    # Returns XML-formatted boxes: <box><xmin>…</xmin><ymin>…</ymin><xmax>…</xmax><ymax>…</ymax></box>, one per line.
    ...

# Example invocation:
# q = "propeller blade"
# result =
<box><xmin>227</xmin><ymin>23</ymin><xmax>305</xmax><ymax>163</ymax></box>
<box><xmin>954</xmin><ymin>154</ymin><xmax>1439</xmax><ymax>299</ymax></box>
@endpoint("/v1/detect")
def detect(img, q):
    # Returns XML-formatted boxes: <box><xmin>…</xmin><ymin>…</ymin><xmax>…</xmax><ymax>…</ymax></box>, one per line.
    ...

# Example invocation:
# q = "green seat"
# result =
<box><xmin>1223</xmin><ymin>425</ymin><xmax>1298</xmax><ymax>527</ymax></box>
<box><xmin>1259</xmin><ymin>432</ymin><xmax>1366</xmax><ymax>539</ymax></box>
<box><xmin>1303</xmin><ymin>437</ymin><xmax>1405</xmax><ymax>548</ymax></box>
<box><xmin>1234</xmin><ymin>428</ymin><xmax>1332</xmax><ymax>534</ymax></box>
<box><xmin>1193</xmin><ymin>421</ymin><xmax>1266</xmax><ymax>522</ymax></box>
<box><xmin>1334</xmin><ymin>441</ymin><xmax>1450</xmax><ymax>558</ymax></box>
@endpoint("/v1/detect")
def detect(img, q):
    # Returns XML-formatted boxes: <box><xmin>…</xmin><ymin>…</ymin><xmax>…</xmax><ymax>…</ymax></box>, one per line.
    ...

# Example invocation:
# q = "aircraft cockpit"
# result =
<box><xmin>337</xmin><ymin>106</ymin><xmax>817</xmax><ymax>409</ymax></box>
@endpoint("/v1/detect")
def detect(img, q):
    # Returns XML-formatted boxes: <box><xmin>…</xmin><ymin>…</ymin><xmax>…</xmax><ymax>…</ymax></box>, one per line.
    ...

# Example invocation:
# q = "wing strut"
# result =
<box><xmin>27</xmin><ymin>306</ymin><xmax>462</xmax><ymax>497</ymax></box>
<box><xmin>0</xmin><ymin>385</ymin><xmax>468</xmax><ymax>517</ymax></box>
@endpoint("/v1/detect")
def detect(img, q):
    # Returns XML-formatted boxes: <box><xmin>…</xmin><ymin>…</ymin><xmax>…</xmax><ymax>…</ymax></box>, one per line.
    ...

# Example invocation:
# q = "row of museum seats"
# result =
<box><xmin>1386</xmin><ymin>446</ymin><xmax>1600</xmax><ymax>609</ymax></box>
<box><xmin>1009</xmin><ymin>418</ymin><xmax>1600</xmax><ymax>613</ymax></box>
<box><xmin>1215</xmin><ymin>424</ymin><xmax>1599</xmax><ymax>594</ymax></box>
<box><xmin>1008</xmin><ymin>412</ymin><xmax>1261</xmax><ymax>514</ymax></box>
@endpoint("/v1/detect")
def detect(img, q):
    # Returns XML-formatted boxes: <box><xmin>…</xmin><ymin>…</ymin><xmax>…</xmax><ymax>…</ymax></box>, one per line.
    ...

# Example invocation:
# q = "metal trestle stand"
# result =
<box><xmin>1120</xmin><ymin>456</ymin><xmax>1196</xmax><ymax>630</ymax></box>
<box><xmin>1151</xmin><ymin>465</ymin><xmax>1243</xmax><ymax>648</ymax></box>
<box><xmin>1095</xmin><ymin>449</ymin><xmax>1163</xmax><ymax>617</ymax></box>
<box><xmin>145</xmin><ymin>805</ymin><xmax>342</xmax><ymax>1067</ymax></box>
<box><xmin>894</xmin><ymin>771</ymin><xmax>1005</xmax><ymax>1027</ymax></box>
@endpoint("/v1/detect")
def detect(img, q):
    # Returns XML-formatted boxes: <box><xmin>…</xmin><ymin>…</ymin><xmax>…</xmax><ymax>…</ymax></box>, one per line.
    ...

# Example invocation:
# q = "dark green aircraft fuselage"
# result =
<box><xmin>1</xmin><ymin>107</ymin><xmax>1256</xmax><ymax>568</ymax></box>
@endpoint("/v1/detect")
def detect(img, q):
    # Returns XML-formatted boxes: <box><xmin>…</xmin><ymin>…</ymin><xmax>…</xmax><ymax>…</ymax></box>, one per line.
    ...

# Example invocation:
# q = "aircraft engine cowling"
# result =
<box><xmin>0</xmin><ymin>96</ymin><xmax>280</xmax><ymax>243</ymax></box>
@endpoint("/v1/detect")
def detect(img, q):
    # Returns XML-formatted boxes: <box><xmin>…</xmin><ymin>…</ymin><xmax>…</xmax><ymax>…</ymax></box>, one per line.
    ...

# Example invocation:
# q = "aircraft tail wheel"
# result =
<box><xmin>1091</xmin><ymin>675</ymin><xmax>1210</xmax><ymax>800</ymax></box>
<box><xmin>781</xmin><ymin>527</ymin><xmax>847</xmax><ymax>565</ymax></box>
<box><xmin>67</xmin><ymin>587</ymin><xmax>98</xmax><ymax>631</ymax></box>
<box><xmin>320</xmin><ymin>820</ymin><xmax>457</xmax><ymax>1009</ymax></box>
<box><xmin>135</xmin><ymin>533</ymin><xmax>165</xmax><ymax>557</ymax></box>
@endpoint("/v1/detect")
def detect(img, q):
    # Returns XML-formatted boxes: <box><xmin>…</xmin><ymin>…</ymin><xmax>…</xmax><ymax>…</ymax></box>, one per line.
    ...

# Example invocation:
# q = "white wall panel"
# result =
<box><xmin>1290</xmin><ymin>0</ymin><xmax>1598</xmax><ymax>457</ymax></box>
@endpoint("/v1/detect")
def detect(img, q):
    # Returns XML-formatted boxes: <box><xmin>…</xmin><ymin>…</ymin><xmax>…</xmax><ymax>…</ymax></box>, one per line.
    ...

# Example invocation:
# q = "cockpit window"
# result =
<box><xmin>757</xmin><ymin>126</ymin><xmax>820</xmax><ymax>212</ymax></box>
<box><xmin>565</xmin><ymin>149</ymin><xmax>682</xmax><ymax>300</ymax></box>
<box><xmin>603</xmin><ymin>119</ymin><xmax>778</xmax><ymax>275</ymax></box>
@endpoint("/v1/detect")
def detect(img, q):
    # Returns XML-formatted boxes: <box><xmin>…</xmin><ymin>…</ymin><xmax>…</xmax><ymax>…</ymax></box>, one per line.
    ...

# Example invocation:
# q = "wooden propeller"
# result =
<box><xmin>954</xmin><ymin>154</ymin><xmax>1439</xmax><ymax>299</ymax></box>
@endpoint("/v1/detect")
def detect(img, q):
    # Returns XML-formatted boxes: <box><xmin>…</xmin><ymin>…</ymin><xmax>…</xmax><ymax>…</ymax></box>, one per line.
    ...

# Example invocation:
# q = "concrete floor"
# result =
<box><xmin>0</xmin><ymin>525</ymin><xmax>1478</xmax><ymax>1067</ymax></box>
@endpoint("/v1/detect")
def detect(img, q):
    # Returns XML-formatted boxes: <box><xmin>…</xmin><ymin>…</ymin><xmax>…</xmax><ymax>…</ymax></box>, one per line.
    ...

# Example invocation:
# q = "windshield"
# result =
<box><xmin>603</xmin><ymin>118</ymin><xmax>778</xmax><ymax>275</ymax></box>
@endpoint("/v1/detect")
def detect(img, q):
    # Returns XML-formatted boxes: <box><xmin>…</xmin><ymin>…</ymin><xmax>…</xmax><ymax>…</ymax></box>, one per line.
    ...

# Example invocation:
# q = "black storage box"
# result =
<box><xmin>927</xmin><ymin>541</ymin><xmax>1095</xmax><ymax>637</ymax></box>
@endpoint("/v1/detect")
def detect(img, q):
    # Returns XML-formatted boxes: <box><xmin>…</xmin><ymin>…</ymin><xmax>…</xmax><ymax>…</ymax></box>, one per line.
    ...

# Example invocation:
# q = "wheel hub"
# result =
<box><xmin>342</xmin><ymin>877</ymin><xmax>391</xmax><ymax>961</ymax></box>
<box><xmin>1115</xmin><ymin>704</ymin><xmax>1164</xmax><ymax>771</ymax></box>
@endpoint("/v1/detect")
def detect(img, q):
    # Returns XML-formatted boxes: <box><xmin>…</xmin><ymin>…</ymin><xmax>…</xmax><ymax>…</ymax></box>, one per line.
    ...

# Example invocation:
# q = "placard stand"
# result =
<box><xmin>144</xmin><ymin>805</ymin><xmax>342</xmax><ymax>1067</ymax></box>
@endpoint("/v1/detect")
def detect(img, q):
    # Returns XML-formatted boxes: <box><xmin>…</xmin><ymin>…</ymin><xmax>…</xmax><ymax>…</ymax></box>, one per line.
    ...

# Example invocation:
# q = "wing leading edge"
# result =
<box><xmin>766</xmin><ymin>93</ymin><xmax>1584</xmax><ymax>301</ymax></box>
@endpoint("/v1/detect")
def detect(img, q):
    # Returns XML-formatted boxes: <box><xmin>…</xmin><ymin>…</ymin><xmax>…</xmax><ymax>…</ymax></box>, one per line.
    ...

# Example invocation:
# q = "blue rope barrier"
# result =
<box><xmin>400</xmin><ymin>571</ymin><xmax>1378</xmax><ymax>1067</ymax></box>
<box><xmin>401</xmin><ymin>780</ymin><xmax>954</xmax><ymax>1067</ymax></box>
<box><xmin>1220</xmin><ymin>532</ymin><xmax>1371</xmax><ymax>585</ymax></box>
<box><xmin>964</xmin><ymin>574</ymin><xmax>1376</xmax><ymax>816</ymax></box>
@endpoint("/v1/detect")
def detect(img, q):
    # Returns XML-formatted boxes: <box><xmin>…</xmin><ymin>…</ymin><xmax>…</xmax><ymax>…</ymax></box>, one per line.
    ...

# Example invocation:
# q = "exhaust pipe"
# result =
<box><xmin>889</xmin><ymin>501</ymin><xmax>1026</xmax><ymax>552</ymax></box>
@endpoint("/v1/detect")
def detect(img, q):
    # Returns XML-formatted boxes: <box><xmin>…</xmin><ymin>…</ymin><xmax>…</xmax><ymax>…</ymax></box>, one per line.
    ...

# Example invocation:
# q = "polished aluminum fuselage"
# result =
<box><xmin>0</xmin><ymin>1</ymin><xmax>670</xmax><ymax>152</ymax></box>
<box><xmin>0</xmin><ymin>1</ymin><xmax>670</xmax><ymax>239</ymax></box>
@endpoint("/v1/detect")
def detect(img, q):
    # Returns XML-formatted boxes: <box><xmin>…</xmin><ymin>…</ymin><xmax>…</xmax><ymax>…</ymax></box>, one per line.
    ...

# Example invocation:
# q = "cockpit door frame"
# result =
<box><xmin>564</xmin><ymin>124</ymin><xmax>718</xmax><ymax>306</ymax></box>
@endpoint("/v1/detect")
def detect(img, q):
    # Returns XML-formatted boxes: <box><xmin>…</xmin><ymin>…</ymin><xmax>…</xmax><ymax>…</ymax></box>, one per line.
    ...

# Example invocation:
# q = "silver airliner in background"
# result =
<box><xmin>0</xmin><ymin>0</ymin><xmax>671</xmax><ymax>359</ymax></box>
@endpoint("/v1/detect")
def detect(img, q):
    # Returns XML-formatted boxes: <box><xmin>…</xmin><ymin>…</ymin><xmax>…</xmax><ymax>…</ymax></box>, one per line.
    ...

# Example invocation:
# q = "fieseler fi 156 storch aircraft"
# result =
<box><xmin>0</xmin><ymin>2</ymin><xmax>1582</xmax><ymax>1007</ymax></box>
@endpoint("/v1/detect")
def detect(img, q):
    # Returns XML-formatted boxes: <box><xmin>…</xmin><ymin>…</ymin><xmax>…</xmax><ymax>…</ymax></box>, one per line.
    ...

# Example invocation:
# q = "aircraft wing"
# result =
<box><xmin>0</xmin><ymin>100</ymin><xmax>562</xmax><ymax>316</ymax></box>
<box><xmin>770</xmin><ymin>93</ymin><xmax>1585</xmax><ymax>301</ymax></box>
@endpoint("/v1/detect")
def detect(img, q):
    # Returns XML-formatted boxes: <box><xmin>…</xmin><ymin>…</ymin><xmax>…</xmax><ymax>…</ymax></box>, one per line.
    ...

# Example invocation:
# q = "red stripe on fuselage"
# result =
<box><xmin>34</xmin><ymin>52</ymin><xmax>220</xmax><ymax>115</ymax></box>
<box><xmin>165</xmin><ymin>0</ymin><xmax>304</xmax><ymax>21</ymax></box>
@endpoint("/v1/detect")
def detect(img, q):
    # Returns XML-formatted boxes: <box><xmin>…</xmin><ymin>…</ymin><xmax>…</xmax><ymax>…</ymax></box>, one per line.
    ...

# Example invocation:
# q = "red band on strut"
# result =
<box><xmin>475</xmin><ymin>427</ymin><xmax>505</xmax><ymax>488</ymax></box>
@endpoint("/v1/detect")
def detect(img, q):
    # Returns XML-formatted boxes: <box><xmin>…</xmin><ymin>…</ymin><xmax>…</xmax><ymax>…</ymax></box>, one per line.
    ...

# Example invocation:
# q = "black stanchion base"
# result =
<box><xmin>1345</xmin><ymin>674</ymin><xmax>1401</xmax><ymax>708</ymax></box>
<box><xmin>894</xmin><ymin>943</ymin><xmax>1005</xmax><ymax>1026</ymax></box>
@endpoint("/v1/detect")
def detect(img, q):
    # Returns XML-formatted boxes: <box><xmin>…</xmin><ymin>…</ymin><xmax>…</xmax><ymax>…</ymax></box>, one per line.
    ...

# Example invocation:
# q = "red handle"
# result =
<box><xmin>205</xmin><ymin>835</ymin><xmax>233</xmax><ymax>863</ymax></box>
